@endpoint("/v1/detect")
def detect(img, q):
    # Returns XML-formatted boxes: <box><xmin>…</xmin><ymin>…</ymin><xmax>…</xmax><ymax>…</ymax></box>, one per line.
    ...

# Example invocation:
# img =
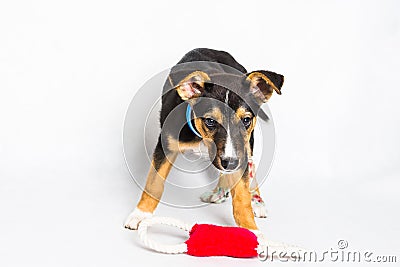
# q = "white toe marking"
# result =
<box><xmin>124</xmin><ymin>207</ymin><xmax>153</xmax><ymax>230</ymax></box>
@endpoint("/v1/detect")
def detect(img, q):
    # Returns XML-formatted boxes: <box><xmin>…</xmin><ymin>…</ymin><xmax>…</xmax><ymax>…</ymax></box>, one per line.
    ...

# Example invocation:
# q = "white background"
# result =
<box><xmin>1</xmin><ymin>0</ymin><xmax>399</xmax><ymax>266</ymax></box>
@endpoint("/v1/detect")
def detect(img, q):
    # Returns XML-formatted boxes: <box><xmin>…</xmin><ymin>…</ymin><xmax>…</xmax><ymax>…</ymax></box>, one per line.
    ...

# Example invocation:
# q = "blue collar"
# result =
<box><xmin>186</xmin><ymin>104</ymin><xmax>202</xmax><ymax>138</ymax></box>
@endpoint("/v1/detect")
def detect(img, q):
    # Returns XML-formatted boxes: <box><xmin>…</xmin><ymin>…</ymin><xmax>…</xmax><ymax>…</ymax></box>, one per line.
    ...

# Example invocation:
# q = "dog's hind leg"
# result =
<box><xmin>124</xmin><ymin>139</ymin><xmax>178</xmax><ymax>230</ymax></box>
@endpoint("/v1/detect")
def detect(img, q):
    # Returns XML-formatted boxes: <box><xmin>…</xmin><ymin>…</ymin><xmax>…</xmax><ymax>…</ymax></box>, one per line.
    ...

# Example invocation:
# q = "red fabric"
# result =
<box><xmin>185</xmin><ymin>224</ymin><xmax>259</xmax><ymax>258</ymax></box>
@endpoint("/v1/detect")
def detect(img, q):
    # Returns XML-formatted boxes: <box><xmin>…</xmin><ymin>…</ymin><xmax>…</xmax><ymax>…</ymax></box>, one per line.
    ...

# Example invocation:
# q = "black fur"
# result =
<box><xmin>155</xmin><ymin>48</ymin><xmax>283</xmax><ymax>171</ymax></box>
<box><xmin>177</xmin><ymin>48</ymin><xmax>247</xmax><ymax>73</ymax></box>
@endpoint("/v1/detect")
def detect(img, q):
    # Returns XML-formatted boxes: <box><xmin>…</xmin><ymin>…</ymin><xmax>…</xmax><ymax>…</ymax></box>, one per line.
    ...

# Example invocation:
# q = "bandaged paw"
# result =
<box><xmin>251</xmin><ymin>193</ymin><xmax>267</xmax><ymax>218</ymax></box>
<box><xmin>200</xmin><ymin>187</ymin><xmax>230</xmax><ymax>204</ymax></box>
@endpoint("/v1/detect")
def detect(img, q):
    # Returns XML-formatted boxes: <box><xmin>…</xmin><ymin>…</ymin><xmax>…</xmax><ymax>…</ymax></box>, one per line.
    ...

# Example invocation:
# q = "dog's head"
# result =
<box><xmin>175</xmin><ymin>69</ymin><xmax>284</xmax><ymax>172</ymax></box>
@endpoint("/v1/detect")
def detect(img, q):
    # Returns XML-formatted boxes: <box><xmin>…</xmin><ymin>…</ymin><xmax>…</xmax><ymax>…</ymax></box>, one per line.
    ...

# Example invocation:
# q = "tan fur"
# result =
<box><xmin>235</xmin><ymin>107</ymin><xmax>253</xmax><ymax>119</ymax></box>
<box><xmin>137</xmin><ymin>153</ymin><xmax>178</xmax><ymax>213</ymax></box>
<box><xmin>176</xmin><ymin>71</ymin><xmax>210</xmax><ymax>100</ymax></box>
<box><xmin>230</xmin><ymin>175</ymin><xmax>258</xmax><ymax>230</ymax></box>
<box><xmin>218</xmin><ymin>170</ymin><xmax>242</xmax><ymax>190</ymax></box>
<box><xmin>247</xmin><ymin>72</ymin><xmax>281</xmax><ymax>94</ymax></box>
<box><xmin>235</xmin><ymin>107</ymin><xmax>257</xmax><ymax>141</ymax></box>
<box><xmin>167</xmin><ymin>135</ymin><xmax>200</xmax><ymax>153</ymax></box>
<box><xmin>194</xmin><ymin>117</ymin><xmax>211</xmax><ymax>139</ymax></box>
<box><xmin>203</xmin><ymin>108</ymin><xmax>223</xmax><ymax>124</ymax></box>
<box><xmin>247</xmin><ymin>72</ymin><xmax>281</xmax><ymax>102</ymax></box>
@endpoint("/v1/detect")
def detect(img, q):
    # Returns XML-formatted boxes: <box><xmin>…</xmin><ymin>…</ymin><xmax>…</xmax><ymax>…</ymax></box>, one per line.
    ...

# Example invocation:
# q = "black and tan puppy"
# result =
<box><xmin>125</xmin><ymin>48</ymin><xmax>283</xmax><ymax>231</ymax></box>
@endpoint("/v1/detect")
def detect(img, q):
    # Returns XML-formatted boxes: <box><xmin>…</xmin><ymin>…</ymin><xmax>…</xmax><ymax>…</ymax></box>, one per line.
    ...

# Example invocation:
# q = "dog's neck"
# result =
<box><xmin>185</xmin><ymin>104</ymin><xmax>202</xmax><ymax>138</ymax></box>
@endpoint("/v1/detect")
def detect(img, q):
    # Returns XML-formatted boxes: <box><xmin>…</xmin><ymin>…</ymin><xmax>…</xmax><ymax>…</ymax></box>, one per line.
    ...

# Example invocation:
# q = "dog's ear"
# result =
<box><xmin>175</xmin><ymin>71</ymin><xmax>210</xmax><ymax>100</ymax></box>
<box><xmin>246</xmin><ymin>70</ymin><xmax>284</xmax><ymax>103</ymax></box>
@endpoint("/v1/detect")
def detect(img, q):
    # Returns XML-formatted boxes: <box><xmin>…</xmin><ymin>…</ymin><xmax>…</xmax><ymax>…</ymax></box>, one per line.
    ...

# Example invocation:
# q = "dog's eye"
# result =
<box><xmin>242</xmin><ymin>117</ymin><xmax>252</xmax><ymax>128</ymax></box>
<box><xmin>204</xmin><ymin>118</ymin><xmax>216</xmax><ymax>129</ymax></box>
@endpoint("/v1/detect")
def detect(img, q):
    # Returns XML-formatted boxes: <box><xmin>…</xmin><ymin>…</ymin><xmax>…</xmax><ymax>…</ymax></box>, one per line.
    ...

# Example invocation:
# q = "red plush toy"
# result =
<box><xmin>186</xmin><ymin>223</ymin><xmax>259</xmax><ymax>257</ymax></box>
<box><xmin>137</xmin><ymin>217</ymin><xmax>259</xmax><ymax>258</ymax></box>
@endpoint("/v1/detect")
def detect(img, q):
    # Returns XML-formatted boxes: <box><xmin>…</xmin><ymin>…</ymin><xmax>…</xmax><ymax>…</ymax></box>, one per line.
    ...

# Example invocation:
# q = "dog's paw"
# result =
<box><xmin>200</xmin><ymin>187</ymin><xmax>229</xmax><ymax>204</ymax></box>
<box><xmin>124</xmin><ymin>208</ymin><xmax>153</xmax><ymax>230</ymax></box>
<box><xmin>252</xmin><ymin>194</ymin><xmax>267</xmax><ymax>218</ymax></box>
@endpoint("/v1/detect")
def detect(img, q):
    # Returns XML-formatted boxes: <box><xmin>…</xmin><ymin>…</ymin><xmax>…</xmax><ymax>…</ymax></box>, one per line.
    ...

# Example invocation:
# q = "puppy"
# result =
<box><xmin>125</xmin><ymin>48</ymin><xmax>284</xmax><ymax>231</ymax></box>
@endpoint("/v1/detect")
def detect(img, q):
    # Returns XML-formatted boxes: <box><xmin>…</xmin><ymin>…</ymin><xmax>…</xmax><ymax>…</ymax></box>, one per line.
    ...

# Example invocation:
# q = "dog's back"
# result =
<box><xmin>176</xmin><ymin>48</ymin><xmax>247</xmax><ymax>74</ymax></box>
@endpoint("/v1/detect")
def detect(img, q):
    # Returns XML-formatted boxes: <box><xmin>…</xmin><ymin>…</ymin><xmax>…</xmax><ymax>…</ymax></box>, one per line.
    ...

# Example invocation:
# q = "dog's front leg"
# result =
<box><xmin>230</xmin><ymin>170</ymin><xmax>258</xmax><ymax>230</ymax></box>
<box><xmin>124</xmin><ymin>140</ymin><xmax>178</xmax><ymax>230</ymax></box>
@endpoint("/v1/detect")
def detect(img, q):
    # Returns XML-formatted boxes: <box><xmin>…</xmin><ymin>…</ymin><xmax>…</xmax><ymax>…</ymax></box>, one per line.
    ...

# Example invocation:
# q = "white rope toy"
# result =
<box><xmin>137</xmin><ymin>216</ymin><xmax>305</xmax><ymax>258</ymax></box>
<box><xmin>138</xmin><ymin>216</ymin><xmax>193</xmax><ymax>254</ymax></box>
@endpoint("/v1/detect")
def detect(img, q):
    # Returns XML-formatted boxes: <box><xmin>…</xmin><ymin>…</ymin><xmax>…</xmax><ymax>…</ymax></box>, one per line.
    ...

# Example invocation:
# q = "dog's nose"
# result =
<box><xmin>220</xmin><ymin>157</ymin><xmax>239</xmax><ymax>171</ymax></box>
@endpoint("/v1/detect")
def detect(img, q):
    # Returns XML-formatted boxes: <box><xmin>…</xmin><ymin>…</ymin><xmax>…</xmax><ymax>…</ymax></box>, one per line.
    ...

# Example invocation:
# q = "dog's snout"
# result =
<box><xmin>220</xmin><ymin>157</ymin><xmax>239</xmax><ymax>171</ymax></box>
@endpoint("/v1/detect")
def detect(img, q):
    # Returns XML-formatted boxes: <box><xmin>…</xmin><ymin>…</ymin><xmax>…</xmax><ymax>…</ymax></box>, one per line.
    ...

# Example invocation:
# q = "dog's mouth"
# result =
<box><xmin>218</xmin><ymin>168</ymin><xmax>239</xmax><ymax>174</ymax></box>
<box><xmin>211</xmin><ymin>157</ymin><xmax>241</xmax><ymax>173</ymax></box>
